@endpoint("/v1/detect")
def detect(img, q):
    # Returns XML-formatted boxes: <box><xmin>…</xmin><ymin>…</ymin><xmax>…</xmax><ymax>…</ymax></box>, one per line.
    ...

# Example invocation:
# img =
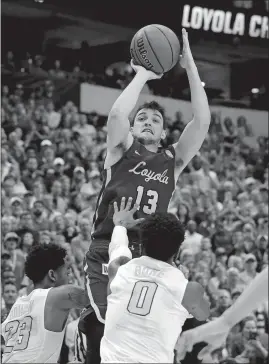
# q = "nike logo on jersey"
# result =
<box><xmin>129</xmin><ymin>161</ymin><xmax>169</xmax><ymax>184</ymax></box>
<box><xmin>165</xmin><ymin>150</ymin><xmax>173</xmax><ymax>159</ymax></box>
<box><xmin>135</xmin><ymin>150</ymin><xmax>141</xmax><ymax>155</ymax></box>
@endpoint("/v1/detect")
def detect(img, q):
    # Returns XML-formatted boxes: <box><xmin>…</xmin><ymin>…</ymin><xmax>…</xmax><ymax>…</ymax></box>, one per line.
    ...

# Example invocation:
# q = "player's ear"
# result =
<box><xmin>161</xmin><ymin>129</ymin><xmax>166</xmax><ymax>140</ymax></box>
<box><xmin>130</xmin><ymin>126</ymin><xmax>134</xmax><ymax>134</ymax></box>
<box><xmin>48</xmin><ymin>269</ymin><xmax>56</xmax><ymax>283</ymax></box>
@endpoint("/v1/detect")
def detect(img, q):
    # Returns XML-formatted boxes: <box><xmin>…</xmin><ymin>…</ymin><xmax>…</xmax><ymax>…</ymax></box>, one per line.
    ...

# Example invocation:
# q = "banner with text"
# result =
<box><xmin>80</xmin><ymin>83</ymin><xmax>268</xmax><ymax>139</ymax></box>
<box><xmin>181</xmin><ymin>4</ymin><xmax>268</xmax><ymax>39</ymax></box>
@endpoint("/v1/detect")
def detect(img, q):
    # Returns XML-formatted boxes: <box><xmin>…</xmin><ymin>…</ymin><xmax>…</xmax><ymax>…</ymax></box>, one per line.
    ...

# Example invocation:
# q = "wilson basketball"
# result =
<box><xmin>130</xmin><ymin>24</ymin><xmax>180</xmax><ymax>74</ymax></box>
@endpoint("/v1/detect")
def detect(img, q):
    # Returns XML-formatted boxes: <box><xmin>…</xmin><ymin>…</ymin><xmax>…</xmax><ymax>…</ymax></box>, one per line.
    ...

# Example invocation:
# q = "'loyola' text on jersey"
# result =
<box><xmin>129</xmin><ymin>161</ymin><xmax>169</xmax><ymax>184</ymax></box>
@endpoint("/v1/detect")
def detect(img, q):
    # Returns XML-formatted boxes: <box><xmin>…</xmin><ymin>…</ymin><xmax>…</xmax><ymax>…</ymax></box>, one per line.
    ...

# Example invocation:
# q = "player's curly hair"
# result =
<box><xmin>132</xmin><ymin>101</ymin><xmax>167</xmax><ymax>129</ymax></box>
<box><xmin>139</xmin><ymin>212</ymin><xmax>185</xmax><ymax>262</ymax></box>
<box><xmin>25</xmin><ymin>243</ymin><xmax>67</xmax><ymax>284</ymax></box>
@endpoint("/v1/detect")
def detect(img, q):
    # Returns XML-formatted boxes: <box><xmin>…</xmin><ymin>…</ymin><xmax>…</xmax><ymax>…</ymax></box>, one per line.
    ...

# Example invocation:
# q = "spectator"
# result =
<box><xmin>228</xmin><ymin>317</ymin><xmax>268</xmax><ymax>361</ymax></box>
<box><xmin>208</xmin><ymin>262</ymin><xmax>228</xmax><ymax>300</ymax></box>
<box><xmin>1</xmin><ymin>283</ymin><xmax>18</xmax><ymax>322</ymax></box>
<box><xmin>210</xmin><ymin>289</ymin><xmax>232</xmax><ymax>318</ymax></box>
<box><xmin>49</xmin><ymin>60</ymin><xmax>66</xmax><ymax>79</ymax></box>
<box><xmin>71</xmin><ymin>218</ymin><xmax>91</xmax><ymax>264</ymax></box>
<box><xmin>9</xmin><ymin>197</ymin><xmax>24</xmax><ymax>220</ymax></box>
<box><xmin>32</xmin><ymin>200</ymin><xmax>50</xmax><ymax>231</ymax></box>
<box><xmin>46</xmin><ymin>102</ymin><xmax>61</xmax><ymax>130</ymax></box>
<box><xmin>239</xmin><ymin>254</ymin><xmax>258</xmax><ymax>286</ymax></box>
<box><xmin>226</xmin><ymin>267</ymin><xmax>241</xmax><ymax>290</ymax></box>
<box><xmin>16</xmin><ymin>211</ymin><xmax>39</xmax><ymax>243</ymax></box>
<box><xmin>215</xmin><ymin>247</ymin><xmax>229</xmax><ymax>266</ymax></box>
<box><xmin>3</xmin><ymin>232</ymin><xmax>25</xmax><ymax>289</ymax></box>
<box><xmin>181</xmin><ymin>220</ymin><xmax>203</xmax><ymax>255</ymax></box>
<box><xmin>21</xmin><ymin>157</ymin><xmax>40</xmax><ymax>190</ymax></box>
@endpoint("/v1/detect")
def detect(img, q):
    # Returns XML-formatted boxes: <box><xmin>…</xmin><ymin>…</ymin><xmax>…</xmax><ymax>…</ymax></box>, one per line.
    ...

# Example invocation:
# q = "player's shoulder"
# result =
<box><xmin>162</xmin><ymin>267</ymin><xmax>188</xmax><ymax>296</ymax></box>
<box><xmin>114</xmin><ymin>257</ymin><xmax>140</xmax><ymax>277</ymax></box>
<box><xmin>165</xmin><ymin>265</ymin><xmax>187</xmax><ymax>282</ymax></box>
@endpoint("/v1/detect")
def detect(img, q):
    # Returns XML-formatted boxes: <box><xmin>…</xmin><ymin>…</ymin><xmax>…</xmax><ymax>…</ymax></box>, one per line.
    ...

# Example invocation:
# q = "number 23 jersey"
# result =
<box><xmin>100</xmin><ymin>256</ymin><xmax>190</xmax><ymax>363</ymax></box>
<box><xmin>92</xmin><ymin>140</ymin><xmax>176</xmax><ymax>241</ymax></box>
<box><xmin>2</xmin><ymin>289</ymin><xmax>65</xmax><ymax>363</ymax></box>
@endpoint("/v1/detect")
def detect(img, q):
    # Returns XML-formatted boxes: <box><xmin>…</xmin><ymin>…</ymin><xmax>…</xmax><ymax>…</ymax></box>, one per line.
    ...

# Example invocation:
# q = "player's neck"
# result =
<box><xmin>166</xmin><ymin>257</ymin><xmax>174</xmax><ymax>266</ymax></box>
<box><xmin>34</xmin><ymin>281</ymin><xmax>53</xmax><ymax>290</ymax></box>
<box><xmin>136</xmin><ymin>137</ymin><xmax>159</xmax><ymax>152</ymax></box>
<box><xmin>144</xmin><ymin>144</ymin><xmax>159</xmax><ymax>153</ymax></box>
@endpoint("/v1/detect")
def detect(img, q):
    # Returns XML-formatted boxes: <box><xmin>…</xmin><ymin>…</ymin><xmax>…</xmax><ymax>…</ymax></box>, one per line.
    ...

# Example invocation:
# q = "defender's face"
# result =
<box><xmin>132</xmin><ymin>108</ymin><xmax>165</xmax><ymax>144</ymax></box>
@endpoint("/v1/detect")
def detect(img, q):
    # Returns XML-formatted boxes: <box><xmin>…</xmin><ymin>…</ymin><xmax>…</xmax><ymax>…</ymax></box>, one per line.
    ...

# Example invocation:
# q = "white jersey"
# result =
<box><xmin>1</xmin><ymin>288</ymin><xmax>65</xmax><ymax>363</ymax></box>
<box><xmin>101</xmin><ymin>256</ymin><xmax>190</xmax><ymax>363</ymax></box>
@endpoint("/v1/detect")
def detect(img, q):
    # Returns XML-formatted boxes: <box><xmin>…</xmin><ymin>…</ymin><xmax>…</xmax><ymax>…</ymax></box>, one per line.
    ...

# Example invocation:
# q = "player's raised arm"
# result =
<box><xmin>107</xmin><ymin>197</ymin><xmax>144</xmax><ymax>294</ymax></box>
<box><xmin>47</xmin><ymin>285</ymin><xmax>90</xmax><ymax>310</ymax></box>
<box><xmin>173</xmin><ymin>29</ymin><xmax>211</xmax><ymax>179</ymax></box>
<box><xmin>106</xmin><ymin>63</ymin><xmax>162</xmax><ymax>155</ymax></box>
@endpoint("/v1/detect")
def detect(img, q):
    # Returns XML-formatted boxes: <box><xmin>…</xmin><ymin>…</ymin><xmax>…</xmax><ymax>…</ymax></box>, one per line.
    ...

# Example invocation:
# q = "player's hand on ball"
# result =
<box><xmin>130</xmin><ymin>59</ymin><xmax>163</xmax><ymax>80</ymax></box>
<box><xmin>179</xmin><ymin>28</ymin><xmax>195</xmax><ymax>70</ymax></box>
<box><xmin>113</xmin><ymin>197</ymin><xmax>145</xmax><ymax>229</ymax></box>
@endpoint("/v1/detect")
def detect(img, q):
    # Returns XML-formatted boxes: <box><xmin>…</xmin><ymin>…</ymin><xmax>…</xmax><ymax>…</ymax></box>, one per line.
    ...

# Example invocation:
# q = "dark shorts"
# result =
<box><xmin>79</xmin><ymin>239</ymin><xmax>142</xmax><ymax>331</ymax></box>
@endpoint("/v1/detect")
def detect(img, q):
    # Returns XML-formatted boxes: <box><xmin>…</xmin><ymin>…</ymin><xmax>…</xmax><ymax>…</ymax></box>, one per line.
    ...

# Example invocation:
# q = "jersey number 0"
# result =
<box><xmin>127</xmin><ymin>281</ymin><xmax>158</xmax><ymax>316</ymax></box>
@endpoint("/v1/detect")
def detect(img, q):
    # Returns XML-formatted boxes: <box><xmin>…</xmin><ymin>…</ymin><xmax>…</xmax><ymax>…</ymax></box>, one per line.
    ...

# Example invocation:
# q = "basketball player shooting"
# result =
<box><xmin>79</xmin><ymin>28</ymin><xmax>211</xmax><ymax>364</ymax></box>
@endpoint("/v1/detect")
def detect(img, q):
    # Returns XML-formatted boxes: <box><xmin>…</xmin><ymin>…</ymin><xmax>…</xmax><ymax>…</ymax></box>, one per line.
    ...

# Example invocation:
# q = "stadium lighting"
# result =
<box><xmin>251</xmin><ymin>88</ymin><xmax>260</xmax><ymax>94</ymax></box>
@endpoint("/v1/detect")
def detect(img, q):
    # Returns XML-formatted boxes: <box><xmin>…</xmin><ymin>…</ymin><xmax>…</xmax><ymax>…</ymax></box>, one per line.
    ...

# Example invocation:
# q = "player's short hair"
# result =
<box><xmin>25</xmin><ymin>243</ymin><xmax>67</xmax><ymax>284</ymax></box>
<box><xmin>140</xmin><ymin>212</ymin><xmax>185</xmax><ymax>262</ymax></box>
<box><xmin>132</xmin><ymin>101</ymin><xmax>166</xmax><ymax>129</ymax></box>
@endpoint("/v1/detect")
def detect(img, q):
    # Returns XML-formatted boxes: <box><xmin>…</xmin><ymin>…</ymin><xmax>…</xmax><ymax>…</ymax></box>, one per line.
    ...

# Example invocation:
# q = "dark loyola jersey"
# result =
<box><xmin>91</xmin><ymin>140</ymin><xmax>176</xmax><ymax>242</ymax></box>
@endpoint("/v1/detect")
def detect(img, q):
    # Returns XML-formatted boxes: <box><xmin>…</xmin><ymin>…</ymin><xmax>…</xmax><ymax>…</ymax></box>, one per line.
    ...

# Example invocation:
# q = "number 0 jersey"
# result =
<box><xmin>100</xmin><ymin>256</ymin><xmax>190</xmax><ymax>363</ymax></box>
<box><xmin>2</xmin><ymin>289</ymin><xmax>65</xmax><ymax>363</ymax></box>
<box><xmin>92</xmin><ymin>140</ymin><xmax>176</xmax><ymax>242</ymax></box>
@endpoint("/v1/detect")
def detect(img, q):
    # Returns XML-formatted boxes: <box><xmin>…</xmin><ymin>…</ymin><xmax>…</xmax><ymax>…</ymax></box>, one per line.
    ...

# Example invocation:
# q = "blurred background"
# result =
<box><xmin>1</xmin><ymin>1</ymin><xmax>268</xmax><ymax>364</ymax></box>
<box><xmin>2</xmin><ymin>0</ymin><xmax>269</xmax><ymax>109</ymax></box>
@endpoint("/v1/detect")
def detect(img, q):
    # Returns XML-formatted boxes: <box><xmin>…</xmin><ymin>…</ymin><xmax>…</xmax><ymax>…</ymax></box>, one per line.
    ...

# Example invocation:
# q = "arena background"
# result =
<box><xmin>1</xmin><ymin>0</ymin><xmax>268</xmax><ymax>363</ymax></box>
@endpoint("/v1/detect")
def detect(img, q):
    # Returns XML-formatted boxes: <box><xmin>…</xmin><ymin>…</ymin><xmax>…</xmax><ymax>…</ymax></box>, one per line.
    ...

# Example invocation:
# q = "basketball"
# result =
<box><xmin>130</xmin><ymin>24</ymin><xmax>180</xmax><ymax>74</ymax></box>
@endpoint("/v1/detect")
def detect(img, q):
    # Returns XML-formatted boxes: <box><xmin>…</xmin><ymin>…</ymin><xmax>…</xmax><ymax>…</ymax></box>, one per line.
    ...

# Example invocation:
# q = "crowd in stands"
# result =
<box><xmin>1</xmin><ymin>61</ymin><xmax>268</xmax><ymax>363</ymax></box>
<box><xmin>2</xmin><ymin>50</ymin><xmax>150</xmax><ymax>93</ymax></box>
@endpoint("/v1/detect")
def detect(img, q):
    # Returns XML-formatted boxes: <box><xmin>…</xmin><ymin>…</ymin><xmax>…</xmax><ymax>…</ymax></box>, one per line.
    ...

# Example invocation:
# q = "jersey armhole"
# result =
<box><xmin>104</xmin><ymin>133</ymin><xmax>134</xmax><ymax>170</ymax></box>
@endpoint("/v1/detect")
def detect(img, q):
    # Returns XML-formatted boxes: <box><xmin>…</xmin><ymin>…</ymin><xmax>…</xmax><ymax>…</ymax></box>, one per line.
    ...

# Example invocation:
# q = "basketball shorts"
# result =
<box><xmin>79</xmin><ymin>239</ymin><xmax>142</xmax><ymax>329</ymax></box>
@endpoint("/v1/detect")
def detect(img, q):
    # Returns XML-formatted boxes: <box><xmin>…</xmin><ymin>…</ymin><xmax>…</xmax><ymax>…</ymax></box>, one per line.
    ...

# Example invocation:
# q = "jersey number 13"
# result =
<box><xmin>135</xmin><ymin>186</ymin><xmax>159</xmax><ymax>214</ymax></box>
<box><xmin>127</xmin><ymin>281</ymin><xmax>158</xmax><ymax>316</ymax></box>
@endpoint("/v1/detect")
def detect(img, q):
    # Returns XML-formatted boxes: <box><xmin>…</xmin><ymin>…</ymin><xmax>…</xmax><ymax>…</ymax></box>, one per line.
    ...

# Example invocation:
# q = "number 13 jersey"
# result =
<box><xmin>100</xmin><ymin>256</ymin><xmax>190</xmax><ymax>363</ymax></box>
<box><xmin>92</xmin><ymin>140</ymin><xmax>176</xmax><ymax>242</ymax></box>
<box><xmin>2</xmin><ymin>289</ymin><xmax>65</xmax><ymax>363</ymax></box>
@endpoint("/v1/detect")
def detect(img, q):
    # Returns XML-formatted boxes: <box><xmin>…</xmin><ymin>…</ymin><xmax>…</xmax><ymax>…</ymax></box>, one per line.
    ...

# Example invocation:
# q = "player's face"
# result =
<box><xmin>132</xmin><ymin>108</ymin><xmax>166</xmax><ymax>145</ymax></box>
